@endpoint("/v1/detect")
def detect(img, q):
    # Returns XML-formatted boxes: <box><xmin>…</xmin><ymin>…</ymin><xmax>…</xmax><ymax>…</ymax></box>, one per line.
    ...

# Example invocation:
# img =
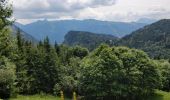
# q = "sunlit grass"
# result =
<box><xmin>9</xmin><ymin>90</ymin><xmax>170</xmax><ymax>100</ymax></box>
<box><xmin>10</xmin><ymin>94</ymin><xmax>69</xmax><ymax>100</ymax></box>
<box><xmin>146</xmin><ymin>90</ymin><xmax>170</xmax><ymax>100</ymax></box>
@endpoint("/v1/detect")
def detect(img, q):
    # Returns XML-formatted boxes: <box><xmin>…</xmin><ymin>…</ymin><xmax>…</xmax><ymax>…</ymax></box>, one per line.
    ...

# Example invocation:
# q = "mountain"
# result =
<box><xmin>16</xmin><ymin>19</ymin><xmax>147</xmax><ymax>43</ymax></box>
<box><xmin>137</xmin><ymin>18</ymin><xmax>157</xmax><ymax>24</ymax></box>
<box><xmin>14</xmin><ymin>22</ymin><xmax>24</xmax><ymax>28</ymax></box>
<box><xmin>63</xmin><ymin>31</ymin><xmax>118</xmax><ymax>50</ymax></box>
<box><xmin>118</xmin><ymin>19</ymin><xmax>170</xmax><ymax>59</ymax></box>
<box><xmin>11</xmin><ymin>24</ymin><xmax>38</xmax><ymax>43</ymax></box>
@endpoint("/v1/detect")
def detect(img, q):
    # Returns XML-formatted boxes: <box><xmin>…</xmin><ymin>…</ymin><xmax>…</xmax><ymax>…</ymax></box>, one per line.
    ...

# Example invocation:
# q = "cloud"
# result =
<box><xmin>12</xmin><ymin>0</ymin><xmax>116</xmax><ymax>23</ymax></box>
<box><xmin>13</xmin><ymin>0</ymin><xmax>116</xmax><ymax>12</ymax></box>
<box><xmin>11</xmin><ymin>0</ymin><xmax>170</xmax><ymax>24</ymax></box>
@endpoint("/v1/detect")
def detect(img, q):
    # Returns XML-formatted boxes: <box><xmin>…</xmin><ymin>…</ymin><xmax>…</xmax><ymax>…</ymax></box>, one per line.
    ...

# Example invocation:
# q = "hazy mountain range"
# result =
<box><xmin>12</xmin><ymin>18</ymin><xmax>170</xmax><ymax>59</ymax></box>
<box><xmin>63</xmin><ymin>19</ymin><xmax>170</xmax><ymax>59</ymax></box>
<box><xmin>15</xmin><ymin>19</ymin><xmax>149</xmax><ymax>43</ymax></box>
<box><xmin>11</xmin><ymin>24</ymin><xmax>38</xmax><ymax>43</ymax></box>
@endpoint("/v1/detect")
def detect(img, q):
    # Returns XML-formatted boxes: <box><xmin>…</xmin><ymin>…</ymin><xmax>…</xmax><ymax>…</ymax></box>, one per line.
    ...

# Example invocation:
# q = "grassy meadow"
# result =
<box><xmin>9</xmin><ymin>90</ymin><xmax>170</xmax><ymax>100</ymax></box>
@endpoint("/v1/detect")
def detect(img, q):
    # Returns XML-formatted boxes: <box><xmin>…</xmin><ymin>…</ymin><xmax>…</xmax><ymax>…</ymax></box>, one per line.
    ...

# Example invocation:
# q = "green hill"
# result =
<box><xmin>118</xmin><ymin>19</ymin><xmax>170</xmax><ymax>59</ymax></box>
<box><xmin>63</xmin><ymin>31</ymin><xmax>118</xmax><ymax>50</ymax></box>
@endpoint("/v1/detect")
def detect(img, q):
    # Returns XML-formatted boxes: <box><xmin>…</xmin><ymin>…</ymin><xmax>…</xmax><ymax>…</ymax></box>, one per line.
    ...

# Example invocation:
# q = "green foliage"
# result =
<box><xmin>80</xmin><ymin>45</ymin><xmax>162</xmax><ymax>99</ymax></box>
<box><xmin>157</xmin><ymin>60</ymin><xmax>170</xmax><ymax>91</ymax></box>
<box><xmin>0</xmin><ymin>28</ymin><xmax>16</xmax><ymax>58</ymax></box>
<box><xmin>0</xmin><ymin>0</ymin><xmax>17</xmax><ymax>99</ymax></box>
<box><xmin>71</xmin><ymin>46</ymin><xmax>89</xmax><ymax>58</ymax></box>
<box><xmin>16</xmin><ymin>37</ymin><xmax>60</xmax><ymax>94</ymax></box>
<box><xmin>59</xmin><ymin>57</ymin><xmax>81</xmax><ymax>97</ymax></box>
<box><xmin>0</xmin><ymin>56</ymin><xmax>16</xmax><ymax>99</ymax></box>
<box><xmin>54</xmin><ymin>45</ymin><xmax>88</xmax><ymax>96</ymax></box>
<box><xmin>0</xmin><ymin>0</ymin><xmax>13</xmax><ymax>30</ymax></box>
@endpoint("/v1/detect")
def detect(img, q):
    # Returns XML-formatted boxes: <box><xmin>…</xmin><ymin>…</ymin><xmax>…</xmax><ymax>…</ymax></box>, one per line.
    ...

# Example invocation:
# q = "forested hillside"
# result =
<box><xmin>63</xmin><ymin>31</ymin><xmax>118</xmax><ymax>50</ymax></box>
<box><xmin>118</xmin><ymin>19</ymin><xmax>170</xmax><ymax>59</ymax></box>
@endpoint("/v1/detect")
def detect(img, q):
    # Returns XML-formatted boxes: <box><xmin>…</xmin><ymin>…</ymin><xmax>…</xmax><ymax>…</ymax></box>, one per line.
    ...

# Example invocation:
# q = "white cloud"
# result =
<box><xmin>11</xmin><ymin>0</ymin><xmax>170</xmax><ymax>24</ymax></box>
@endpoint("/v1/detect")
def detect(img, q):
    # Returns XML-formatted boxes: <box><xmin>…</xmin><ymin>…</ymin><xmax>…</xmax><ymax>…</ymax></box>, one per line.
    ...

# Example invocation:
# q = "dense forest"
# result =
<box><xmin>118</xmin><ymin>19</ymin><xmax>170</xmax><ymax>59</ymax></box>
<box><xmin>64</xmin><ymin>31</ymin><xmax>118</xmax><ymax>50</ymax></box>
<box><xmin>1</xmin><ymin>0</ymin><xmax>170</xmax><ymax>100</ymax></box>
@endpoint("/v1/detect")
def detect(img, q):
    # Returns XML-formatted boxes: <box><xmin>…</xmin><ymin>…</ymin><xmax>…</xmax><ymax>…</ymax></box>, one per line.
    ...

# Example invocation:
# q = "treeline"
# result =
<box><xmin>15</xmin><ymin>32</ymin><xmax>89</xmax><ymax>95</ymax></box>
<box><xmin>0</xmin><ymin>27</ymin><xmax>89</xmax><ymax>98</ymax></box>
<box><xmin>1</xmin><ymin>0</ymin><xmax>170</xmax><ymax>100</ymax></box>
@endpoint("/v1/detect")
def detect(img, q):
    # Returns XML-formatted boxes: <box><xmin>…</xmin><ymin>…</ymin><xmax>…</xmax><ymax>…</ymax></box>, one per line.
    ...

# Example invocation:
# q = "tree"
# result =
<box><xmin>71</xmin><ymin>46</ymin><xmax>89</xmax><ymax>59</ymax></box>
<box><xmin>43</xmin><ymin>36</ymin><xmax>50</xmax><ymax>52</ymax></box>
<box><xmin>0</xmin><ymin>0</ymin><xmax>17</xmax><ymax>99</ymax></box>
<box><xmin>0</xmin><ymin>28</ymin><xmax>14</xmax><ymax>57</ymax></box>
<box><xmin>0</xmin><ymin>56</ymin><xmax>16</xmax><ymax>99</ymax></box>
<box><xmin>79</xmin><ymin>45</ymin><xmax>161</xmax><ymax>99</ymax></box>
<box><xmin>18</xmin><ymin>38</ymin><xmax>61</xmax><ymax>94</ymax></box>
<box><xmin>54</xmin><ymin>41</ymin><xmax>60</xmax><ymax>54</ymax></box>
<box><xmin>0</xmin><ymin>0</ymin><xmax>14</xmax><ymax>58</ymax></box>
<box><xmin>59</xmin><ymin>57</ymin><xmax>81</xmax><ymax>97</ymax></box>
<box><xmin>157</xmin><ymin>60</ymin><xmax>170</xmax><ymax>91</ymax></box>
<box><xmin>16</xmin><ymin>29</ymin><xmax>24</xmax><ymax>52</ymax></box>
<box><xmin>0</xmin><ymin>0</ymin><xmax>12</xmax><ymax>30</ymax></box>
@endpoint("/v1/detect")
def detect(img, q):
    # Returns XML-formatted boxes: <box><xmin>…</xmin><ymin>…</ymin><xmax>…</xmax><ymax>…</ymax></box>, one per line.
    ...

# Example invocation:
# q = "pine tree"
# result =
<box><xmin>16</xmin><ymin>29</ymin><xmax>24</xmax><ymax>52</ymax></box>
<box><xmin>54</xmin><ymin>41</ymin><xmax>60</xmax><ymax>54</ymax></box>
<box><xmin>43</xmin><ymin>36</ymin><xmax>50</xmax><ymax>52</ymax></box>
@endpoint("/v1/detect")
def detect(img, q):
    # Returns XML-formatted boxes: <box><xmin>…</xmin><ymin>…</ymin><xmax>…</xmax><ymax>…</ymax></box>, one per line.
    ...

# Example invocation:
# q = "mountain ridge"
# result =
<box><xmin>11</xmin><ymin>24</ymin><xmax>38</xmax><ymax>43</ymax></box>
<box><xmin>15</xmin><ymin>19</ymin><xmax>147</xmax><ymax>43</ymax></box>
<box><xmin>117</xmin><ymin>19</ymin><xmax>170</xmax><ymax>59</ymax></box>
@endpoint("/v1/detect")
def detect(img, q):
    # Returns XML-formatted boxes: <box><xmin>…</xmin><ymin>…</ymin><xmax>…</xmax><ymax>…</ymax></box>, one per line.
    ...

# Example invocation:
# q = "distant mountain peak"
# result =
<box><xmin>137</xmin><ymin>18</ymin><xmax>158</xmax><ymax>24</ymax></box>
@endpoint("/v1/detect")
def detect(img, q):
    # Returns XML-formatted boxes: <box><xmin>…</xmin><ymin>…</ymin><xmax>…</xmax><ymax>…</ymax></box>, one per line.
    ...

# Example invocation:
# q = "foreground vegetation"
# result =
<box><xmin>8</xmin><ymin>90</ymin><xmax>170</xmax><ymax>100</ymax></box>
<box><xmin>146</xmin><ymin>90</ymin><xmax>170</xmax><ymax>100</ymax></box>
<box><xmin>10</xmin><ymin>95</ymin><xmax>60</xmax><ymax>100</ymax></box>
<box><xmin>1</xmin><ymin>0</ymin><xmax>170</xmax><ymax>100</ymax></box>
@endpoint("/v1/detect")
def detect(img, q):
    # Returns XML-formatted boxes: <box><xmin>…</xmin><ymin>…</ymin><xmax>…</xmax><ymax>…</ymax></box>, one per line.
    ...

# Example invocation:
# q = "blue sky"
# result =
<box><xmin>11</xmin><ymin>0</ymin><xmax>170</xmax><ymax>24</ymax></box>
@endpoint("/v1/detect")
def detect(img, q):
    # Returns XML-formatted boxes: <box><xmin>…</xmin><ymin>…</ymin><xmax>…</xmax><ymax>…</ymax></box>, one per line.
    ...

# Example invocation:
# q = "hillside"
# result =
<box><xmin>16</xmin><ymin>19</ymin><xmax>146</xmax><ymax>43</ymax></box>
<box><xmin>63</xmin><ymin>31</ymin><xmax>118</xmax><ymax>50</ymax></box>
<box><xmin>118</xmin><ymin>19</ymin><xmax>170</xmax><ymax>59</ymax></box>
<box><xmin>11</xmin><ymin>24</ymin><xmax>38</xmax><ymax>43</ymax></box>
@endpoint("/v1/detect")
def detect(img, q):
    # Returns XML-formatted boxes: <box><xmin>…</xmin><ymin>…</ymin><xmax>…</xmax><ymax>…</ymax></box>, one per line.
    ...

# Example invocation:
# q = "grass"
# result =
<box><xmin>9</xmin><ymin>90</ymin><xmax>170</xmax><ymax>100</ymax></box>
<box><xmin>10</xmin><ymin>94</ymin><xmax>70</xmax><ymax>100</ymax></box>
<box><xmin>146</xmin><ymin>90</ymin><xmax>170</xmax><ymax>100</ymax></box>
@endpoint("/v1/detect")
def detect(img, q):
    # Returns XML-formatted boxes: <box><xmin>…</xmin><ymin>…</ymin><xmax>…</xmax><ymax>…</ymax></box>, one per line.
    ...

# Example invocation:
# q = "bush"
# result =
<box><xmin>79</xmin><ymin>45</ymin><xmax>162</xmax><ymax>100</ymax></box>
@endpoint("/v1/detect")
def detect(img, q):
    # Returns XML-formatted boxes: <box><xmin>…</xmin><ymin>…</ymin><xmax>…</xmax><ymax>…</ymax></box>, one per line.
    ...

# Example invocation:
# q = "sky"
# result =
<box><xmin>10</xmin><ymin>0</ymin><xmax>170</xmax><ymax>24</ymax></box>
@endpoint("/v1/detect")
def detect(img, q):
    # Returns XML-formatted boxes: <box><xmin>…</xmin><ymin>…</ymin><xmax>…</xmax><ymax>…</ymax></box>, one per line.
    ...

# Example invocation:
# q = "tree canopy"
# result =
<box><xmin>80</xmin><ymin>45</ymin><xmax>162</xmax><ymax>99</ymax></box>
